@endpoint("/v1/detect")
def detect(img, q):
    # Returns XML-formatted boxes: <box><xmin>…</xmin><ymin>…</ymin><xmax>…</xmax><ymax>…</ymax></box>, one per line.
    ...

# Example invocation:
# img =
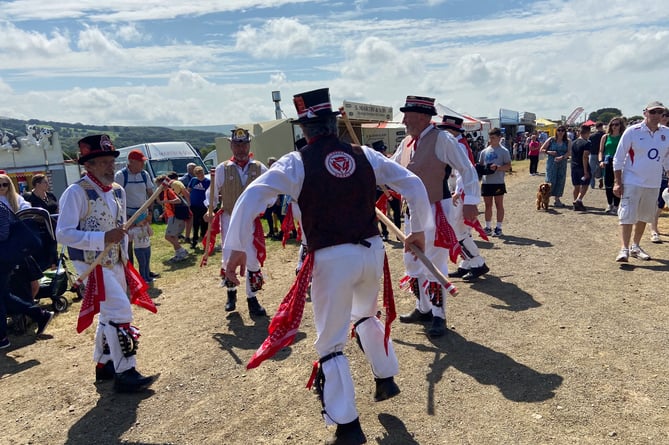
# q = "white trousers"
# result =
<box><xmin>220</xmin><ymin>211</ymin><xmax>261</xmax><ymax>298</ymax></box>
<box><xmin>311</xmin><ymin>237</ymin><xmax>399</xmax><ymax>425</ymax></box>
<box><xmin>403</xmin><ymin>200</ymin><xmax>448</xmax><ymax>319</ymax></box>
<box><xmin>443</xmin><ymin>197</ymin><xmax>485</xmax><ymax>269</ymax></box>
<box><xmin>73</xmin><ymin>262</ymin><xmax>136</xmax><ymax>374</ymax></box>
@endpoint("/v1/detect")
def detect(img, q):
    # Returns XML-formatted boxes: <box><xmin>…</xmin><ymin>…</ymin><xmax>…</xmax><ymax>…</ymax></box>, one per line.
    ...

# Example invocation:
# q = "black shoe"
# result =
<box><xmin>448</xmin><ymin>267</ymin><xmax>469</xmax><ymax>278</ymax></box>
<box><xmin>95</xmin><ymin>361</ymin><xmax>115</xmax><ymax>382</ymax></box>
<box><xmin>149</xmin><ymin>271</ymin><xmax>161</xmax><ymax>279</ymax></box>
<box><xmin>113</xmin><ymin>367</ymin><xmax>155</xmax><ymax>393</ymax></box>
<box><xmin>247</xmin><ymin>296</ymin><xmax>267</xmax><ymax>317</ymax></box>
<box><xmin>462</xmin><ymin>264</ymin><xmax>490</xmax><ymax>282</ymax></box>
<box><xmin>427</xmin><ymin>316</ymin><xmax>447</xmax><ymax>338</ymax></box>
<box><xmin>225</xmin><ymin>290</ymin><xmax>237</xmax><ymax>312</ymax></box>
<box><xmin>36</xmin><ymin>311</ymin><xmax>54</xmax><ymax>335</ymax></box>
<box><xmin>374</xmin><ymin>376</ymin><xmax>400</xmax><ymax>402</ymax></box>
<box><xmin>399</xmin><ymin>309</ymin><xmax>432</xmax><ymax>324</ymax></box>
<box><xmin>325</xmin><ymin>418</ymin><xmax>367</xmax><ymax>445</ymax></box>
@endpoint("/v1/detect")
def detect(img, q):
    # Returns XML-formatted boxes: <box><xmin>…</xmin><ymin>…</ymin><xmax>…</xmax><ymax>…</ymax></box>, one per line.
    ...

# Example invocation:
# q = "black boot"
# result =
<box><xmin>325</xmin><ymin>418</ymin><xmax>367</xmax><ymax>445</ymax></box>
<box><xmin>448</xmin><ymin>267</ymin><xmax>469</xmax><ymax>278</ymax></box>
<box><xmin>462</xmin><ymin>263</ymin><xmax>490</xmax><ymax>282</ymax></box>
<box><xmin>113</xmin><ymin>367</ymin><xmax>155</xmax><ymax>393</ymax></box>
<box><xmin>95</xmin><ymin>360</ymin><xmax>115</xmax><ymax>383</ymax></box>
<box><xmin>427</xmin><ymin>316</ymin><xmax>447</xmax><ymax>338</ymax></box>
<box><xmin>225</xmin><ymin>289</ymin><xmax>237</xmax><ymax>312</ymax></box>
<box><xmin>374</xmin><ymin>376</ymin><xmax>400</xmax><ymax>402</ymax></box>
<box><xmin>399</xmin><ymin>309</ymin><xmax>432</xmax><ymax>324</ymax></box>
<box><xmin>247</xmin><ymin>296</ymin><xmax>267</xmax><ymax>317</ymax></box>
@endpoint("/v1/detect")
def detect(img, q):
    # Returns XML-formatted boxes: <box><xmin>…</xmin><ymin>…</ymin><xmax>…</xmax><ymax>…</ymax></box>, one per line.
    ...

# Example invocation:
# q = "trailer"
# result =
<box><xmin>0</xmin><ymin>124</ymin><xmax>69</xmax><ymax>197</ymax></box>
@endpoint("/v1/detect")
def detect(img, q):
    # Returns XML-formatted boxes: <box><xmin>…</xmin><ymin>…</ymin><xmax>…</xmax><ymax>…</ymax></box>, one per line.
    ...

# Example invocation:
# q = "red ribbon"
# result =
<box><xmin>433</xmin><ymin>201</ymin><xmax>461</xmax><ymax>263</ymax></box>
<box><xmin>253</xmin><ymin>217</ymin><xmax>266</xmax><ymax>267</ymax></box>
<box><xmin>247</xmin><ymin>253</ymin><xmax>314</xmax><ymax>370</ymax></box>
<box><xmin>125</xmin><ymin>262</ymin><xmax>157</xmax><ymax>314</ymax></box>
<box><xmin>76</xmin><ymin>265</ymin><xmax>106</xmax><ymax>333</ymax></box>
<box><xmin>76</xmin><ymin>262</ymin><xmax>156</xmax><ymax>334</ymax></box>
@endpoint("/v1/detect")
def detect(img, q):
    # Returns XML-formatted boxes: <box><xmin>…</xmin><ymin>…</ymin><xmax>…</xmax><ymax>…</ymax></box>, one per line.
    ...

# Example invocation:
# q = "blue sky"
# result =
<box><xmin>0</xmin><ymin>0</ymin><xmax>667</xmax><ymax>127</ymax></box>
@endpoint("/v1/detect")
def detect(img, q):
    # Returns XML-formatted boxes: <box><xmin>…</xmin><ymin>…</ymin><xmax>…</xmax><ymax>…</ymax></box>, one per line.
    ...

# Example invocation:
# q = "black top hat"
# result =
<box><xmin>292</xmin><ymin>88</ymin><xmax>341</xmax><ymax>123</ymax></box>
<box><xmin>399</xmin><ymin>95</ymin><xmax>437</xmax><ymax>116</ymax></box>
<box><xmin>371</xmin><ymin>140</ymin><xmax>387</xmax><ymax>153</ymax></box>
<box><xmin>77</xmin><ymin>134</ymin><xmax>119</xmax><ymax>165</ymax></box>
<box><xmin>437</xmin><ymin>115</ymin><xmax>465</xmax><ymax>132</ymax></box>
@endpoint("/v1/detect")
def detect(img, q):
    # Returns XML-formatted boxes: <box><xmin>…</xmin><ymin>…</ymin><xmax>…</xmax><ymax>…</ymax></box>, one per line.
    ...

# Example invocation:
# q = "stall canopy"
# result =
<box><xmin>536</xmin><ymin>118</ymin><xmax>557</xmax><ymax>128</ymax></box>
<box><xmin>435</xmin><ymin>104</ymin><xmax>488</xmax><ymax>132</ymax></box>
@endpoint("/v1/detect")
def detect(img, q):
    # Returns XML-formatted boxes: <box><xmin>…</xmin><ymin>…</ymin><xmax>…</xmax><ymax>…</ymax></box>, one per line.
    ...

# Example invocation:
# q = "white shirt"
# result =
<box><xmin>224</xmin><ymin>145</ymin><xmax>433</xmax><ymax>253</ymax></box>
<box><xmin>613</xmin><ymin>121</ymin><xmax>669</xmax><ymax>188</ymax></box>
<box><xmin>390</xmin><ymin>126</ymin><xmax>481</xmax><ymax>205</ymax></box>
<box><xmin>56</xmin><ymin>176</ymin><xmax>127</xmax><ymax>254</ymax></box>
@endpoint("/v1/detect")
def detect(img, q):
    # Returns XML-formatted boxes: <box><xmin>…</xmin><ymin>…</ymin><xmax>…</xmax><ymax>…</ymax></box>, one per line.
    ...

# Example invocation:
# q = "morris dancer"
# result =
<box><xmin>56</xmin><ymin>134</ymin><xmax>156</xmax><ymax>393</ymax></box>
<box><xmin>224</xmin><ymin>88</ymin><xmax>432</xmax><ymax>445</ymax></box>
<box><xmin>392</xmin><ymin>96</ymin><xmax>481</xmax><ymax>337</ymax></box>
<box><xmin>437</xmin><ymin>115</ymin><xmax>489</xmax><ymax>281</ymax></box>
<box><xmin>212</xmin><ymin>128</ymin><xmax>268</xmax><ymax>317</ymax></box>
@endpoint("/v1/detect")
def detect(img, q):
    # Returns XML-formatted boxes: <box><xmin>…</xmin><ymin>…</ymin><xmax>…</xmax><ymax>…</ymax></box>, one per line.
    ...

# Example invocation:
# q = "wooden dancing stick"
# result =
<box><xmin>375</xmin><ymin>208</ymin><xmax>458</xmax><ymax>296</ymax></box>
<box><xmin>339</xmin><ymin>106</ymin><xmax>361</xmax><ymax>145</ymax></box>
<box><xmin>74</xmin><ymin>178</ymin><xmax>174</xmax><ymax>286</ymax></box>
<box><xmin>200</xmin><ymin>168</ymin><xmax>217</xmax><ymax>267</ymax></box>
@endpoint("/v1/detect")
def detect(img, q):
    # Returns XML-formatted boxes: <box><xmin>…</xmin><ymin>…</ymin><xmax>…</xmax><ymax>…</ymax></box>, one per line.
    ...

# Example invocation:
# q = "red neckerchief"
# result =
<box><xmin>409</xmin><ymin>135</ymin><xmax>420</xmax><ymax>149</ymax></box>
<box><xmin>86</xmin><ymin>173</ymin><xmax>112</xmax><ymax>192</ymax></box>
<box><xmin>230</xmin><ymin>153</ymin><xmax>254</xmax><ymax>169</ymax></box>
<box><xmin>306</xmin><ymin>134</ymin><xmax>336</xmax><ymax>145</ymax></box>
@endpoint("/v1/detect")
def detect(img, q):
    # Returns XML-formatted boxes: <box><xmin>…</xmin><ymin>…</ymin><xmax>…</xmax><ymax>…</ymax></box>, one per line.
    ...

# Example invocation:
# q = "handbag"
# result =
<box><xmin>0</xmin><ymin>204</ymin><xmax>42</xmax><ymax>267</ymax></box>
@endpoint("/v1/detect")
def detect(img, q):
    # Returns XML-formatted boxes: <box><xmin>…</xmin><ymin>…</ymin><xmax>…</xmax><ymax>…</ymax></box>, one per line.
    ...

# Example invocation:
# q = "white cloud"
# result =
<box><xmin>77</xmin><ymin>26</ymin><xmax>123</xmax><ymax>57</ymax></box>
<box><xmin>234</xmin><ymin>18</ymin><xmax>315</xmax><ymax>58</ymax></box>
<box><xmin>0</xmin><ymin>22</ymin><xmax>71</xmax><ymax>58</ymax></box>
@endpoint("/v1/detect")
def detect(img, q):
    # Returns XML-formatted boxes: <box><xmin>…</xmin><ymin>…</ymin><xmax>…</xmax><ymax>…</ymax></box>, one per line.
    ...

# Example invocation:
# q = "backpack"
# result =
<box><xmin>122</xmin><ymin>168</ymin><xmax>150</xmax><ymax>188</ymax></box>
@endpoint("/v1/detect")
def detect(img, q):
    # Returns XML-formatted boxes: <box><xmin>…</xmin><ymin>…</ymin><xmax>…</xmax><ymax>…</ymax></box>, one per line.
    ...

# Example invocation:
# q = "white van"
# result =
<box><xmin>116</xmin><ymin>141</ymin><xmax>206</xmax><ymax>182</ymax></box>
<box><xmin>203</xmin><ymin>150</ymin><xmax>218</xmax><ymax>170</ymax></box>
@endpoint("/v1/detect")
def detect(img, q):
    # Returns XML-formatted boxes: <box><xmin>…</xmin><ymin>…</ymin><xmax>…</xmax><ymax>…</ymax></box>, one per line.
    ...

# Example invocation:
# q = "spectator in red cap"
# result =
<box><xmin>114</xmin><ymin>149</ymin><xmax>156</xmax><ymax>278</ymax></box>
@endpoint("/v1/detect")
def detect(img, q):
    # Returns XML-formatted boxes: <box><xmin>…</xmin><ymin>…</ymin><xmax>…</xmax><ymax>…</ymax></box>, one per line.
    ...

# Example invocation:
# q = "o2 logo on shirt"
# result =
<box><xmin>325</xmin><ymin>151</ymin><xmax>356</xmax><ymax>178</ymax></box>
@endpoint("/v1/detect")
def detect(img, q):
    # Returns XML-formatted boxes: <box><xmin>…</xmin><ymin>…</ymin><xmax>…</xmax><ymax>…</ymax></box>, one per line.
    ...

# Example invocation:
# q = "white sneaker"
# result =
<box><xmin>605</xmin><ymin>204</ymin><xmax>612</xmax><ymax>213</ymax></box>
<box><xmin>630</xmin><ymin>245</ymin><xmax>650</xmax><ymax>260</ymax></box>
<box><xmin>615</xmin><ymin>248</ymin><xmax>629</xmax><ymax>263</ymax></box>
<box><xmin>650</xmin><ymin>232</ymin><xmax>661</xmax><ymax>243</ymax></box>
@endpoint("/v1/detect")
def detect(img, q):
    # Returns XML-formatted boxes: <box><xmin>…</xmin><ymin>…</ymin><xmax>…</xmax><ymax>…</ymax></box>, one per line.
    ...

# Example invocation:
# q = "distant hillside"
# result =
<box><xmin>0</xmin><ymin>117</ymin><xmax>225</xmax><ymax>159</ymax></box>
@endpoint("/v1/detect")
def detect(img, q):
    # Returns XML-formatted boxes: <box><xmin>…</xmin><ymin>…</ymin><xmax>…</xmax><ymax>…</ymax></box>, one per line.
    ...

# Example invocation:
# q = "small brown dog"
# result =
<box><xmin>536</xmin><ymin>182</ymin><xmax>551</xmax><ymax>210</ymax></box>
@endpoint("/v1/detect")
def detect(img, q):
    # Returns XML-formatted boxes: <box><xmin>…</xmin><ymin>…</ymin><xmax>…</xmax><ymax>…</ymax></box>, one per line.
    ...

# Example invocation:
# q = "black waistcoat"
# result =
<box><xmin>298</xmin><ymin>136</ymin><xmax>379</xmax><ymax>252</ymax></box>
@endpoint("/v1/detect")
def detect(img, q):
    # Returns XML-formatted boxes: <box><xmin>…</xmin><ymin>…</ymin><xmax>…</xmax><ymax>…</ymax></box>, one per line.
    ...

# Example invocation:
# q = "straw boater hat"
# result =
<box><xmin>292</xmin><ymin>88</ymin><xmax>341</xmax><ymax>123</ymax></box>
<box><xmin>227</xmin><ymin>128</ymin><xmax>251</xmax><ymax>143</ymax></box>
<box><xmin>399</xmin><ymin>95</ymin><xmax>438</xmax><ymax>116</ymax></box>
<box><xmin>77</xmin><ymin>134</ymin><xmax>119</xmax><ymax>165</ymax></box>
<box><xmin>437</xmin><ymin>115</ymin><xmax>465</xmax><ymax>133</ymax></box>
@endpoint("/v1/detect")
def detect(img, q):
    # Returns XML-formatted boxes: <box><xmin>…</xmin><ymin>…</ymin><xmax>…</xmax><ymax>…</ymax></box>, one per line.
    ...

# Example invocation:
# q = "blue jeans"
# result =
<box><xmin>134</xmin><ymin>246</ymin><xmax>152</xmax><ymax>283</ymax></box>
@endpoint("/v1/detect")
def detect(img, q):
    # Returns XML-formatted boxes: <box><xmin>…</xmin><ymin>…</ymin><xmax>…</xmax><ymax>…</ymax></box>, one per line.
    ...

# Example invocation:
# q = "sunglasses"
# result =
<box><xmin>648</xmin><ymin>109</ymin><xmax>664</xmax><ymax>115</ymax></box>
<box><xmin>557</xmin><ymin>129</ymin><xmax>566</xmax><ymax>132</ymax></box>
<box><xmin>610</xmin><ymin>123</ymin><xmax>620</xmax><ymax>127</ymax></box>
<box><xmin>0</xmin><ymin>183</ymin><xmax>10</xmax><ymax>188</ymax></box>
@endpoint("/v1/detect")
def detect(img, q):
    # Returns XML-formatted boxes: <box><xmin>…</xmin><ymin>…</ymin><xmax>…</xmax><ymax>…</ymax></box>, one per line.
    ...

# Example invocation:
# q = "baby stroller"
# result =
<box><xmin>15</xmin><ymin>208</ymin><xmax>82</xmax><ymax>312</ymax></box>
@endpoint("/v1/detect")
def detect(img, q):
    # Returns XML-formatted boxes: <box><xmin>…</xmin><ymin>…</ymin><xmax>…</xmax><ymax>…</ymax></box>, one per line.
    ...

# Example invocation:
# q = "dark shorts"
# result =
<box><xmin>571</xmin><ymin>168</ymin><xmax>589</xmax><ymax>186</ymax></box>
<box><xmin>481</xmin><ymin>183</ymin><xmax>507</xmax><ymax>197</ymax></box>
<box><xmin>658</xmin><ymin>178</ymin><xmax>669</xmax><ymax>208</ymax></box>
